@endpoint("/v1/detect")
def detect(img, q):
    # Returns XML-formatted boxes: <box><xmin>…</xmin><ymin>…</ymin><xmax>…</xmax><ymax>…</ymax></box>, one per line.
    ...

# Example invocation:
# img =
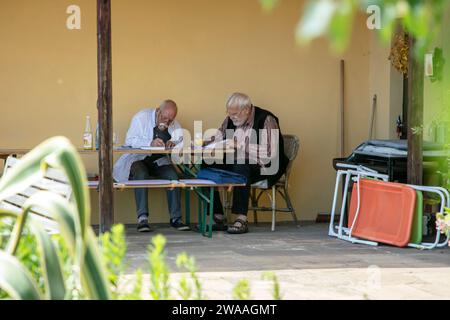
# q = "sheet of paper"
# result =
<box><xmin>116</xmin><ymin>145</ymin><xmax>133</xmax><ymax>150</ymax></box>
<box><xmin>203</xmin><ymin>139</ymin><xmax>232</xmax><ymax>150</ymax></box>
<box><xmin>139</xmin><ymin>146</ymin><xmax>166</xmax><ymax>151</ymax></box>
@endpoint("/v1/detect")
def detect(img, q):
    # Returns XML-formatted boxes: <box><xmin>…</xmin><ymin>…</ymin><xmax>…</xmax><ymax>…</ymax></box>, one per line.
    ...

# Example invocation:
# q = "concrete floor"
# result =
<box><xmin>120</xmin><ymin>222</ymin><xmax>450</xmax><ymax>299</ymax></box>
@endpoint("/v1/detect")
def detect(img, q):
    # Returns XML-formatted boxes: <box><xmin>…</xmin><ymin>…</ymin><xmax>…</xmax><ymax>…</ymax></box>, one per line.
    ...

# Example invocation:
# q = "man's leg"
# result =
<box><xmin>230</xmin><ymin>164</ymin><xmax>252</xmax><ymax>214</ymax></box>
<box><xmin>129</xmin><ymin>160</ymin><xmax>152</xmax><ymax>232</ymax></box>
<box><xmin>228</xmin><ymin>164</ymin><xmax>262</xmax><ymax>234</ymax></box>
<box><xmin>198</xmin><ymin>188</ymin><xmax>228</xmax><ymax>231</ymax></box>
<box><xmin>150</xmin><ymin>164</ymin><xmax>190</xmax><ymax>230</ymax></box>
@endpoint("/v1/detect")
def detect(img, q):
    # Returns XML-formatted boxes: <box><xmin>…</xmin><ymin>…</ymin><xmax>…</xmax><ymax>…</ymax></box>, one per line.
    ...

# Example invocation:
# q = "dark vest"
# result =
<box><xmin>226</xmin><ymin>106</ymin><xmax>289</xmax><ymax>186</ymax></box>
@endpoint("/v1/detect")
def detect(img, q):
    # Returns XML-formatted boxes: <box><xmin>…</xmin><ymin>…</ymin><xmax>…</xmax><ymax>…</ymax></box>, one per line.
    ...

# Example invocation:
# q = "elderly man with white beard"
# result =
<box><xmin>203</xmin><ymin>92</ymin><xmax>289</xmax><ymax>234</ymax></box>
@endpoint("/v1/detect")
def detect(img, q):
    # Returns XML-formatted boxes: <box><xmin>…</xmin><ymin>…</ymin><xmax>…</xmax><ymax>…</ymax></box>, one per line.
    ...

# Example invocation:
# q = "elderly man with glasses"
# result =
<box><xmin>113</xmin><ymin>99</ymin><xmax>190</xmax><ymax>232</ymax></box>
<box><xmin>204</xmin><ymin>92</ymin><xmax>289</xmax><ymax>234</ymax></box>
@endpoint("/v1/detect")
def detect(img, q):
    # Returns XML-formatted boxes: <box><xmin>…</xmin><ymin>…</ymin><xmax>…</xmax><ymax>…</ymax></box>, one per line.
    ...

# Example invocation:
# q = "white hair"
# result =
<box><xmin>226</xmin><ymin>92</ymin><xmax>252</xmax><ymax>110</ymax></box>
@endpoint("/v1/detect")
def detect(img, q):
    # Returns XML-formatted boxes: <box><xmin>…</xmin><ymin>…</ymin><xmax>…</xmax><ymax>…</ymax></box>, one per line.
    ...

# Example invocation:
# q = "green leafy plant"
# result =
<box><xmin>262</xmin><ymin>271</ymin><xmax>282</xmax><ymax>300</ymax></box>
<box><xmin>121</xmin><ymin>268</ymin><xmax>143</xmax><ymax>300</ymax></box>
<box><xmin>233</xmin><ymin>279</ymin><xmax>251</xmax><ymax>300</ymax></box>
<box><xmin>0</xmin><ymin>137</ymin><xmax>283</xmax><ymax>300</ymax></box>
<box><xmin>260</xmin><ymin>0</ymin><xmax>449</xmax><ymax>55</ymax></box>
<box><xmin>0</xmin><ymin>136</ymin><xmax>111</xmax><ymax>300</ymax></box>
<box><xmin>176</xmin><ymin>252</ymin><xmax>204</xmax><ymax>300</ymax></box>
<box><xmin>148</xmin><ymin>234</ymin><xmax>171</xmax><ymax>300</ymax></box>
<box><xmin>0</xmin><ymin>224</ymin><xmax>44</xmax><ymax>299</ymax></box>
<box><xmin>98</xmin><ymin>224</ymin><xmax>148</xmax><ymax>300</ymax></box>
<box><xmin>99</xmin><ymin>224</ymin><xmax>127</xmax><ymax>297</ymax></box>
<box><xmin>437</xmin><ymin>208</ymin><xmax>450</xmax><ymax>243</ymax></box>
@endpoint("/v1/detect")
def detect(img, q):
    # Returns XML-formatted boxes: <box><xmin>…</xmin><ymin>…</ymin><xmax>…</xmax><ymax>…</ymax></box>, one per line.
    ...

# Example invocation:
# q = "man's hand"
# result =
<box><xmin>166</xmin><ymin>140</ymin><xmax>176</xmax><ymax>149</ymax></box>
<box><xmin>202</xmin><ymin>136</ymin><xmax>215</xmax><ymax>147</ymax></box>
<box><xmin>202</xmin><ymin>140</ymin><xmax>213</xmax><ymax>147</ymax></box>
<box><xmin>226</xmin><ymin>138</ymin><xmax>238</xmax><ymax>150</ymax></box>
<box><xmin>151</xmin><ymin>138</ymin><xmax>165</xmax><ymax>147</ymax></box>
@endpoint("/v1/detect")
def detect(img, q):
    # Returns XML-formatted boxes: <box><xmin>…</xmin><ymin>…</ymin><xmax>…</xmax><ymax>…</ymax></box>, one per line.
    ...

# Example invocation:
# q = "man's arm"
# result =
<box><xmin>204</xmin><ymin>118</ymin><xmax>228</xmax><ymax>146</ymax></box>
<box><xmin>169</xmin><ymin>121</ymin><xmax>183</xmax><ymax>142</ymax></box>
<box><xmin>166</xmin><ymin>121</ymin><xmax>184</xmax><ymax>148</ymax></box>
<box><xmin>124</xmin><ymin>112</ymin><xmax>152</xmax><ymax>148</ymax></box>
<box><xmin>247</xmin><ymin>115</ymin><xmax>279</xmax><ymax>166</ymax></box>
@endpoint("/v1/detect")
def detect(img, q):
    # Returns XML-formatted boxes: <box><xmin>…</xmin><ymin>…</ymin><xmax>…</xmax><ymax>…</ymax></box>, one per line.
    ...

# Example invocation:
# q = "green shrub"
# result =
<box><xmin>0</xmin><ymin>136</ymin><xmax>282</xmax><ymax>300</ymax></box>
<box><xmin>233</xmin><ymin>279</ymin><xmax>251</xmax><ymax>300</ymax></box>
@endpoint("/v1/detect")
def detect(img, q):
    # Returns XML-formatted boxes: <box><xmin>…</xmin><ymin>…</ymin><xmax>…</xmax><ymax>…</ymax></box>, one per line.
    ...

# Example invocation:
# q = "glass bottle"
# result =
<box><xmin>83</xmin><ymin>116</ymin><xmax>93</xmax><ymax>150</ymax></box>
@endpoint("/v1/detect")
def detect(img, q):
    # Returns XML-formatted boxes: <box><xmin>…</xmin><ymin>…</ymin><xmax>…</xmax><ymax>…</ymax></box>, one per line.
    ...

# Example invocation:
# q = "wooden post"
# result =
<box><xmin>97</xmin><ymin>0</ymin><xmax>114</xmax><ymax>232</ymax></box>
<box><xmin>401</xmin><ymin>74</ymin><xmax>408</xmax><ymax>139</ymax></box>
<box><xmin>407</xmin><ymin>36</ymin><xmax>424</xmax><ymax>185</ymax></box>
<box><xmin>340</xmin><ymin>60</ymin><xmax>345</xmax><ymax>157</ymax></box>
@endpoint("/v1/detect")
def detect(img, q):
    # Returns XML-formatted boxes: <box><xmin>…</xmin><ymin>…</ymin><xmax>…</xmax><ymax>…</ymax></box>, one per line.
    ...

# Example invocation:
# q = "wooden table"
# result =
<box><xmin>0</xmin><ymin>147</ymin><xmax>233</xmax><ymax>157</ymax></box>
<box><xmin>0</xmin><ymin>146</ymin><xmax>237</xmax><ymax>238</ymax></box>
<box><xmin>0</xmin><ymin>146</ymin><xmax>234</xmax><ymax>177</ymax></box>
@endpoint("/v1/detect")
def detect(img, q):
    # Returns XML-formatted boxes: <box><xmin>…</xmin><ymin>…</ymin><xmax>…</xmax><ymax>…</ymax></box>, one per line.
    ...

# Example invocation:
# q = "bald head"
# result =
<box><xmin>160</xmin><ymin>99</ymin><xmax>177</xmax><ymax>112</ymax></box>
<box><xmin>157</xmin><ymin>99</ymin><xmax>178</xmax><ymax>126</ymax></box>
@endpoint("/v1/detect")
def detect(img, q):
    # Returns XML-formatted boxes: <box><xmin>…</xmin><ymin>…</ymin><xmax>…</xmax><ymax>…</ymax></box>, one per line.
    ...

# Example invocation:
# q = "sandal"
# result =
<box><xmin>212</xmin><ymin>215</ymin><xmax>228</xmax><ymax>231</ymax></box>
<box><xmin>194</xmin><ymin>214</ymin><xmax>227</xmax><ymax>232</ymax></box>
<box><xmin>227</xmin><ymin>218</ymin><xmax>249</xmax><ymax>234</ymax></box>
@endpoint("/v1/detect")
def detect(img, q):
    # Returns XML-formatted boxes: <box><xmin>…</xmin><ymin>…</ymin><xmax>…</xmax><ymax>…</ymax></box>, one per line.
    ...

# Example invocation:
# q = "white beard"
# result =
<box><xmin>232</xmin><ymin>119</ymin><xmax>246</xmax><ymax>127</ymax></box>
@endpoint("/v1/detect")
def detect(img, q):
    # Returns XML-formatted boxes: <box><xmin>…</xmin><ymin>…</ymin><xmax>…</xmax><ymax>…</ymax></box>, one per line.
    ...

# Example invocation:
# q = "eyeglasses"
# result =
<box><xmin>157</xmin><ymin>109</ymin><xmax>174</xmax><ymax>126</ymax></box>
<box><xmin>227</xmin><ymin>106</ymin><xmax>249</xmax><ymax>120</ymax></box>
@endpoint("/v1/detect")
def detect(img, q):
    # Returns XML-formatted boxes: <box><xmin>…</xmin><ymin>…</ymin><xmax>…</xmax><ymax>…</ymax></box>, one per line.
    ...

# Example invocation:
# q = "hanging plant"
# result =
<box><xmin>389</xmin><ymin>33</ymin><xmax>410</xmax><ymax>76</ymax></box>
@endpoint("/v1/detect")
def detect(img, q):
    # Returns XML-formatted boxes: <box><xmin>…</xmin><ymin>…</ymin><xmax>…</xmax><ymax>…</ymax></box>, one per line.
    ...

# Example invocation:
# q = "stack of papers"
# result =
<box><xmin>116</xmin><ymin>145</ymin><xmax>166</xmax><ymax>151</ymax></box>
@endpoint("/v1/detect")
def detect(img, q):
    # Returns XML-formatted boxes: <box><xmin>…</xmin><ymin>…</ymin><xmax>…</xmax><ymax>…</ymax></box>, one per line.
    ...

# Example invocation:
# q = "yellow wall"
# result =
<box><xmin>0</xmin><ymin>0</ymin><xmax>382</xmax><ymax>225</ymax></box>
<box><xmin>368</xmin><ymin>31</ymin><xmax>404</xmax><ymax>140</ymax></box>
<box><xmin>368</xmin><ymin>32</ymin><xmax>387</xmax><ymax>139</ymax></box>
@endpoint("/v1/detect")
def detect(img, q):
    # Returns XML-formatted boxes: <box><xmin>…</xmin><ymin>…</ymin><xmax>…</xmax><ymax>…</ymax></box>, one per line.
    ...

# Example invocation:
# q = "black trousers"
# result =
<box><xmin>204</xmin><ymin>163</ymin><xmax>264</xmax><ymax>216</ymax></box>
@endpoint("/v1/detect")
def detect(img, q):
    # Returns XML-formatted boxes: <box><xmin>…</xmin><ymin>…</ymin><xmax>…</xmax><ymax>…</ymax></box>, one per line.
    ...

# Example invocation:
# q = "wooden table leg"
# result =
<box><xmin>208</xmin><ymin>187</ymin><xmax>214</xmax><ymax>238</ymax></box>
<box><xmin>184</xmin><ymin>188</ymin><xmax>190</xmax><ymax>226</ymax></box>
<box><xmin>198</xmin><ymin>195</ymin><xmax>202</xmax><ymax>234</ymax></box>
<box><xmin>202</xmin><ymin>194</ymin><xmax>207</xmax><ymax>236</ymax></box>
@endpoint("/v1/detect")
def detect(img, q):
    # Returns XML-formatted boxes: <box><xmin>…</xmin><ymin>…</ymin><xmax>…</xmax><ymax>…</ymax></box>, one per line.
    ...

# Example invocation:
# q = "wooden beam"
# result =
<box><xmin>407</xmin><ymin>36</ymin><xmax>424</xmax><ymax>185</ymax></box>
<box><xmin>340</xmin><ymin>59</ymin><xmax>345</xmax><ymax>157</ymax></box>
<box><xmin>97</xmin><ymin>0</ymin><xmax>114</xmax><ymax>232</ymax></box>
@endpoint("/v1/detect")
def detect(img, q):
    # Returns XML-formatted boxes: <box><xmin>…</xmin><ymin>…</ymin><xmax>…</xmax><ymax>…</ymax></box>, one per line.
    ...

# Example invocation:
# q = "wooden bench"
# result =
<box><xmin>1</xmin><ymin>156</ymin><xmax>244</xmax><ymax>238</ymax></box>
<box><xmin>0</xmin><ymin>156</ymin><xmax>73</xmax><ymax>233</ymax></box>
<box><xmin>87</xmin><ymin>178</ymin><xmax>245</xmax><ymax>238</ymax></box>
